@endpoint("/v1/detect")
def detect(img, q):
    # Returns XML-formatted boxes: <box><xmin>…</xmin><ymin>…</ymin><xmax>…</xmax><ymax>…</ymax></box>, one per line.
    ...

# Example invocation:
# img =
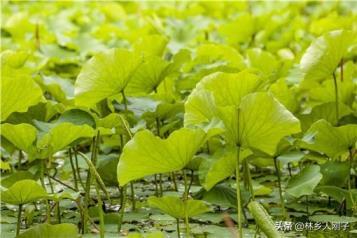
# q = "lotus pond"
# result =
<box><xmin>1</xmin><ymin>1</ymin><xmax>357</xmax><ymax>238</ymax></box>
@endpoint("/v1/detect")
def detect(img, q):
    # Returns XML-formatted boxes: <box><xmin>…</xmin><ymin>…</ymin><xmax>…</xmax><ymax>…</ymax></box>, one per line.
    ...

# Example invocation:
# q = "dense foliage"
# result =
<box><xmin>1</xmin><ymin>1</ymin><xmax>357</xmax><ymax>238</ymax></box>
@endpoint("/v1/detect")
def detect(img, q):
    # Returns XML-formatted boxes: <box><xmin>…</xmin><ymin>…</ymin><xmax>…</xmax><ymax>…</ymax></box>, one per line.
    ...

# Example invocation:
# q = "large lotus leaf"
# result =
<box><xmin>184</xmin><ymin>71</ymin><xmax>262</xmax><ymax>127</ymax></box>
<box><xmin>218</xmin><ymin>13</ymin><xmax>254</xmax><ymax>44</ymax></box>
<box><xmin>117</xmin><ymin>128</ymin><xmax>206</xmax><ymax>185</ymax></box>
<box><xmin>246</xmin><ymin>48</ymin><xmax>279</xmax><ymax>78</ymax></box>
<box><xmin>316</xmin><ymin>186</ymin><xmax>357</xmax><ymax>209</ymax></box>
<box><xmin>148</xmin><ymin>196</ymin><xmax>210</xmax><ymax>219</ymax></box>
<box><xmin>286</xmin><ymin>165</ymin><xmax>322</xmax><ymax>198</ymax></box>
<box><xmin>126</xmin><ymin>56</ymin><xmax>169</xmax><ymax>96</ymax></box>
<box><xmin>320</xmin><ymin>161</ymin><xmax>349</xmax><ymax>187</ymax></box>
<box><xmin>301</xmin><ymin>119</ymin><xmax>357</xmax><ymax>158</ymax></box>
<box><xmin>194</xmin><ymin>44</ymin><xmax>245</xmax><ymax>70</ymax></box>
<box><xmin>199</xmin><ymin>147</ymin><xmax>252</xmax><ymax>190</ymax></box>
<box><xmin>56</xmin><ymin>108</ymin><xmax>96</xmax><ymax>128</ymax></box>
<box><xmin>1</xmin><ymin>66</ymin><xmax>44</xmax><ymax>121</ymax></box>
<box><xmin>300</xmin><ymin>30</ymin><xmax>355</xmax><ymax>82</ymax></box>
<box><xmin>0</xmin><ymin>123</ymin><xmax>37</xmax><ymax>155</ymax></box>
<box><xmin>231</xmin><ymin>93</ymin><xmax>300</xmax><ymax>155</ymax></box>
<box><xmin>269</xmin><ymin>78</ymin><xmax>298</xmax><ymax>113</ymax></box>
<box><xmin>74</xmin><ymin>48</ymin><xmax>142</xmax><ymax>107</ymax></box>
<box><xmin>37</xmin><ymin>122</ymin><xmax>95</xmax><ymax>156</ymax></box>
<box><xmin>133</xmin><ymin>34</ymin><xmax>168</xmax><ymax>57</ymax></box>
<box><xmin>1</xmin><ymin>179</ymin><xmax>47</xmax><ymax>205</ymax></box>
<box><xmin>299</xmin><ymin>102</ymin><xmax>352</xmax><ymax>131</ymax></box>
<box><xmin>17</xmin><ymin>223</ymin><xmax>79</xmax><ymax>238</ymax></box>
<box><xmin>1</xmin><ymin>50</ymin><xmax>29</xmax><ymax>68</ymax></box>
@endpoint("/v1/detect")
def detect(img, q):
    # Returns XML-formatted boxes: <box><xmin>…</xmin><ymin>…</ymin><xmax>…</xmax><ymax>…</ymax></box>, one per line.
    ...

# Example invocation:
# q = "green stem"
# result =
<box><xmin>56</xmin><ymin>202</ymin><xmax>61</xmax><ymax>224</ymax></box>
<box><xmin>121</xmin><ymin>90</ymin><xmax>128</xmax><ymax>111</ymax></box>
<box><xmin>273</xmin><ymin>157</ymin><xmax>287</xmax><ymax>220</ymax></box>
<box><xmin>84</xmin><ymin>132</ymin><xmax>100</xmax><ymax>232</ymax></box>
<box><xmin>45</xmin><ymin>199</ymin><xmax>51</xmax><ymax>224</ymax></box>
<box><xmin>118</xmin><ymin>185</ymin><xmax>127</xmax><ymax>233</ymax></box>
<box><xmin>236</xmin><ymin>147</ymin><xmax>243</xmax><ymax>238</ymax></box>
<box><xmin>348</xmin><ymin>149</ymin><xmax>356</xmax><ymax>214</ymax></box>
<box><xmin>69</xmin><ymin>149</ymin><xmax>78</xmax><ymax>190</ymax></box>
<box><xmin>159</xmin><ymin>174</ymin><xmax>163</xmax><ymax>196</ymax></box>
<box><xmin>95</xmin><ymin>182</ymin><xmax>105</xmax><ymax>238</ymax></box>
<box><xmin>130</xmin><ymin>182</ymin><xmax>136</xmax><ymax>211</ymax></box>
<box><xmin>74</xmin><ymin>148</ymin><xmax>85</xmax><ymax>190</ymax></box>
<box><xmin>171</xmin><ymin>172</ymin><xmax>178</xmax><ymax>191</ymax></box>
<box><xmin>332</xmin><ymin>72</ymin><xmax>339</xmax><ymax>122</ymax></box>
<box><xmin>176</xmin><ymin>218</ymin><xmax>181</xmax><ymax>238</ymax></box>
<box><xmin>244</xmin><ymin>159</ymin><xmax>254</xmax><ymax>200</ymax></box>
<box><xmin>183</xmin><ymin>170</ymin><xmax>190</xmax><ymax>237</ymax></box>
<box><xmin>16</xmin><ymin>204</ymin><xmax>23</xmax><ymax>236</ymax></box>
<box><xmin>154</xmin><ymin>174</ymin><xmax>159</xmax><ymax>196</ymax></box>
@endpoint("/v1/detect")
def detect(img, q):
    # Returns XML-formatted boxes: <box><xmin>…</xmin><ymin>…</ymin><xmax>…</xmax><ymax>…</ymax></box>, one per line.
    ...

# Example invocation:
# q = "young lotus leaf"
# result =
<box><xmin>125</xmin><ymin>56</ymin><xmax>170</xmax><ymax>96</ymax></box>
<box><xmin>286</xmin><ymin>165</ymin><xmax>322</xmax><ymax>198</ymax></box>
<box><xmin>300</xmin><ymin>30</ymin><xmax>355</xmax><ymax>82</ymax></box>
<box><xmin>1</xmin><ymin>179</ymin><xmax>47</xmax><ymax>205</ymax></box>
<box><xmin>184</xmin><ymin>71</ymin><xmax>262</xmax><ymax>127</ymax></box>
<box><xmin>1</xmin><ymin>66</ymin><xmax>44</xmax><ymax>121</ymax></box>
<box><xmin>148</xmin><ymin>196</ymin><xmax>210</xmax><ymax>219</ymax></box>
<box><xmin>17</xmin><ymin>223</ymin><xmax>79</xmax><ymax>238</ymax></box>
<box><xmin>133</xmin><ymin>34</ymin><xmax>168</xmax><ymax>57</ymax></box>
<box><xmin>117</xmin><ymin>128</ymin><xmax>206</xmax><ymax>186</ymax></box>
<box><xmin>74</xmin><ymin>48</ymin><xmax>142</xmax><ymax>107</ymax></box>
<box><xmin>299</xmin><ymin>102</ymin><xmax>352</xmax><ymax>131</ymax></box>
<box><xmin>37</xmin><ymin>122</ymin><xmax>95</xmax><ymax>156</ymax></box>
<box><xmin>0</xmin><ymin>123</ymin><xmax>37</xmax><ymax>155</ymax></box>
<box><xmin>199</xmin><ymin>147</ymin><xmax>252</xmax><ymax>190</ymax></box>
<box><xmin>301</xmin><ymin>119</ymin><xmax>357</xmax><ymax>158</ymax></box>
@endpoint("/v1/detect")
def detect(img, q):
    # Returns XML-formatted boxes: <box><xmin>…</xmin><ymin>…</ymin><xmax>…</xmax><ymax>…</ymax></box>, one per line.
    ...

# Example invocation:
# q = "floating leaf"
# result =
<box><xmin>17</xmin><ymin>223</ymin><xmax>79</xmax><ymax>238</ymax></box>
<box><xmin>148</xmin><ymin>196</ymin><xmax>210</xmax><ymax>219</ymax></box>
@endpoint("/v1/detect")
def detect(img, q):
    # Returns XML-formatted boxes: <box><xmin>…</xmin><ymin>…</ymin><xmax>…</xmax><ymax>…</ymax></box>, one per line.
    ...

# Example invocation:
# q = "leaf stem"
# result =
<box><xmin>118</xmin><ymin>185</ymin><xmax>127</xmax><ymax>233</ymax></box>
<box><xmin>332</xmin><ymin>72</ymin><xmax>339</xmax><ymax>122</ymax></box>
<box><xmin>130</xmin><ymin>181</ymin><xmax>136</xmax><ymax>210</ymax></box>
<box><xmin>16</xmin><ymin>204</ymin><xmax>22</xmax><ymax>236</ymax></box>
<box><xmin>95</xmin><ymin>181</ymin><xmax>105</xmax><ymax>238</ymax></box>
<box><xmin>69</xmin><ymin>148</ymin><xmax>78</xmax><ymax>191</ymax></box>
<box><xmin>183</xmin><ymin>170</ymin><xmax>190</xmax><ymax>237</ymax></box>
<box><xmin>236</xmin><ymin>146</ymin><xmax>243</xmax><ymax>238</ymax></box>
<box><xmin>273</xmin><ymin>157</ymin><xmax>288</xmax><ymax>220</ymax></box>
<box><xmin>176</xmin><ymin>218</ymin><xmax>181</xmax><ymax>238</ymax></box>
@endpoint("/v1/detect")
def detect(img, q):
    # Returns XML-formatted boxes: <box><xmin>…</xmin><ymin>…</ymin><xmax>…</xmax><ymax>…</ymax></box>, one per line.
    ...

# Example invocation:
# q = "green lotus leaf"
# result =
<box><xmin>320</xmin><ymin>161</ymin><xmax>349</xmax><ymax>187</ymax></box>
<box><xmin>184</xmin><ymin>71</ymin><xmax>262</xmax><ymax>127</ymax></box>
<box><xmin>133</xmin><ymin>34</ymin><xmax>168</xmax><ymax>57</ymax></box>
<box><xmin>117</xmin><ymin>128</ymin><xmax>206</xmax><ymax>186</ymax></box>
<box><xmin>37</xmin><ymin>122</ymin><xmax>95</xmax><ymax>156</ymax></box>
<box><xmin>301</xmin><ymin>119</ymin><xmax>357</xmax><ymax>158</ymax></box>
<box><xmin>56</xmin><ymin>108</ymin><xmax>96</xmax><ymax>128</ymax></box>
<box><xmin>126</xmin><ymin>56</ymin><xmax>169</xmax><ymax>96</ymax></box>
<box><xmin>199</xmin><ymin>147</ymin><xmax>252</xmax><ymax>190</ymax></box>
<box><xmin>286</xmin><ymin>165</ymin><xmax>322</xmax><ymax>198</ymax></box>
<box><xmin>269</xmin><ymin>78</ymin><xmax>298</xmax><ymax>113</ymax></box>
<box><xmin>246</xmin><ymin>48</ymin><xmax>279</xmax><ymax>78</ymax></box>
<box><xmin>148</xmin><ymin>196</ymin><xmax>210</xmax><ymax>219</ymax></box>
<box><xmin>1</xmin><ymin>66</ymin><xmax>44</xmax><ymax>121</ymax></box>
<box><xmin>17</xmin><ymin>223</ymin><xmax>79</xmax><ymax>238</ymax></box>
<box><xmin>1</xmin><ymin>49</ymin><xmax>29</xmax><ymax>68</ymax></box>
<box><xmin>1</xmin><ymin>123</ymin><xmax>37</xmax><ymax>155</ymax></box>
<box><xmin>74</xmin><ymin>48</ymin><xmax>143</xmax><ymax>107</ymax></box>
<box><xmin>0</xmin><ymin>171</ymin><xmax>35</xmax><ymax>188</ymax></box>
<box><xmin>222</xmin><ymin>93</ymin><xmax>301</xmax><ymax>155</ymax></box>
<box><xmin>309</xmin><ymin>215</ymin><xmax>357</xmax><ymax>224</ymax></box>
<box><xmin>218</xmin><ymin>13</ymin><xmax>254</xmax><ymax>44</ymax></box>
<box><xmin>300</xmin><ymin>30</ymin><xmax>356</xmax><ymax>82</ymax></box>
<box><xmin>299</xmin><ymin>102</ymin><xmax>352</xmax><ymax>131</ymax></box>
<box><xmin>1</xmin><ymin>179</ymin><xmax>47</xmax><ymax>205</ymax></box>
<box><xmin>316</xmin><ymin>186</ymin><xmax>357</xmax><ymax>209</ymax></box>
